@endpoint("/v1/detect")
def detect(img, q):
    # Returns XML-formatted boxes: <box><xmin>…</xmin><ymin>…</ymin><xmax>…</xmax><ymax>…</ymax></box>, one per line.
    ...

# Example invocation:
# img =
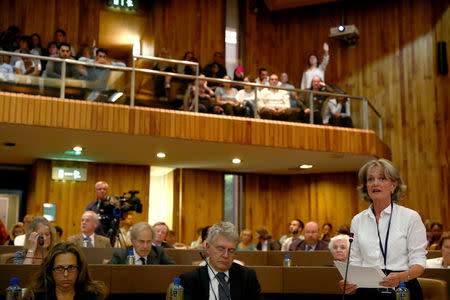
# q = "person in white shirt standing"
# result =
<box><xmin>341</xmin><ymin>159</ymin><xmax>427</xmax><ymax>300</ymax></box>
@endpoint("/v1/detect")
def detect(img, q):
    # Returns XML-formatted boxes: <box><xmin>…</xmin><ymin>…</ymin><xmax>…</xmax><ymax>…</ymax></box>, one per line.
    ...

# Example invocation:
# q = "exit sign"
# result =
<box><xmin>108</xmin><ymin>0</ymin><xmax>137</xmax><ymax>9</ymax></box>
<box><xmin>51</xmin><ymin>167</ymin><xmax>87</xmax><ymax>181</ymax></box>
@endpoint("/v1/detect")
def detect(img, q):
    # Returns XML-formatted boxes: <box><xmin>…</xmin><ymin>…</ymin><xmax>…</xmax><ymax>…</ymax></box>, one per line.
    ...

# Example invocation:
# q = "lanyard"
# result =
<box><xmin>375</xmin><ymin>202</ymin><xmax>394</xmax><ymax>270</ymax></box>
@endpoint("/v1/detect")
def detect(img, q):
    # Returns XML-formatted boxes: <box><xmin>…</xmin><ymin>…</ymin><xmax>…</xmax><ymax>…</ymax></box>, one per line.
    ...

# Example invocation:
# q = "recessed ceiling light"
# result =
<box><xmin>156</xmin><ymin>152</ymin><xmax>166</xmax><ymax>158</ymax></box>
<box><xmin>73</xmin><ymin>146</ymin><xmax>83</xmax><ymax>152</ymax></box>
<box><xmin>232</xmin><ymin>158</ymin><xmax>241</xmax><ymax>164</ymax></box>
<box><xmin>299</xmin><ymin>164</ymin><xmax>313</xmax><ymax>169</ymax></box>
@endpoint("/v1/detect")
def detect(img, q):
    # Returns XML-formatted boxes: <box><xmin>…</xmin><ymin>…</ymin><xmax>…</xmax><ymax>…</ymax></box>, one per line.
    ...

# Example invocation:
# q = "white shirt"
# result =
<box><xmin>133</xmin><ymin>248</ymin><xmax>147</xmax><ymax>265</ymax></box>
<box><xmin>206</xmin><ymin>259</ymin><xmax>230</xmax><ymax>300</ymax></box>
<box><xmin>14</xmin><ymin>234</ymin><xmax>25</xmax><ymax>246</ymax></box>
<box><xmin>235</xmin><ymin>89</ymin><xmax>255</xmax><ymax>105</ymax></box>
<box><xmin>426</xmin><ymin>257</ymin><xmax>448</xmax><ymax>268</ymax></box>
<box><xmin>82</xmin><ymin>233</ymin><xmax>95</xmax><ymax>247</ymax></box>
<box><xmin>323</xmin><ymin>98</ymin><xmax>351</xmax><ymax>124</ymax></box>
<box><xmin>350</xmin><ymin>203</ymin><xmax>427</xmax><ymax>270</ymax></box>
<box><xmin>300</xmin><ymin>54</ymin><xmax>329</xmax><ymax>90</ymax></box>
<box><xmin>258</xmin><ymin>88</ymin><xmax>290</xmax><ymax>111</ymax></box>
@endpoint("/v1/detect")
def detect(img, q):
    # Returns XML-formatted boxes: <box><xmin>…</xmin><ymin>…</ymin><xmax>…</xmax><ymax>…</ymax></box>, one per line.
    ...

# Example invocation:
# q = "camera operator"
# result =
<box><xmin>85</xmin><ymin>181</ymin><xmax>120</xmax><ymax>237</ymax></box>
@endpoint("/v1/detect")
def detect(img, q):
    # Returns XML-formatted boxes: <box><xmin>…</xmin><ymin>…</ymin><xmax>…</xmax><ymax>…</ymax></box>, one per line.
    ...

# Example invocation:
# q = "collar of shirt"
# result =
<box><xmin>132</xmin><ymin>248</ymin><xmax>146</xmax><ymax>265</ymax></box>
<box><xmin>306</xmin><ymin>243</ymin><xmax>317</xmax><ymax>251</ymax></box>
<box><xmin>152</xmin><ymin>242</ymin><xmax>162</xmax><ymax>247</ymax></box>
<box><xmin>206</xmin><ymin>258</ymin><xmax>230</xmax><ymax>300</ymax></box>
<box><xmin>82</xmin><ymin>233</ymin><xmax>94</xmax><ymax>246</ymax></box>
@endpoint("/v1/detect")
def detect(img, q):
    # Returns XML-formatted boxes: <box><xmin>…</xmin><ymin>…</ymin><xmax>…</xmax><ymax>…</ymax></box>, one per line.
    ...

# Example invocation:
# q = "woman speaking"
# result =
<box><xmin>341</xmin><ymin>159</ymin><xmax>427</xmax><ymax>299</ymax></box>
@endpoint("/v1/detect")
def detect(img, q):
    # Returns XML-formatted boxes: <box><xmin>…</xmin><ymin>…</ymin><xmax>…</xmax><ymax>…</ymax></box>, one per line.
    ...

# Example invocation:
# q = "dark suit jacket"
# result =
<box><xmin>289</xmin><ymin>239</ymin><xmax>329</xmax><ymax>251</ymax></box>
<box><xmin>256</xmin><ymin>239</ymin><xmax>281</xmax><ymax>250</ymax></box>
<box><xmin>108</xmin><ymin>245</ymin><xmax>175</xmax><ymax>265</ymax></box>
<box><xmin>180</xmin><ymin>263</ymin><xmax>261</xmax><ymax>300</ymax></box>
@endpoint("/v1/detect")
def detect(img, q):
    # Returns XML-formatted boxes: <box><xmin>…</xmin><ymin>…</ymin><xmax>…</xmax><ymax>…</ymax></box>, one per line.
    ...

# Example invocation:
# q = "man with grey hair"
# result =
<box><xmin>67</xmin><ymin>211</ymin><xmax>111</xmax><ymax>248</ymax></box>
<box><xmin>108</xmin><ymin>221</ymin><xmax>175</xmax><ymax>265</ymax></box>
<box><xmin>180</xmin><ymin>221</ymin><xmax>261</xmax><ymax>300</ymax></box>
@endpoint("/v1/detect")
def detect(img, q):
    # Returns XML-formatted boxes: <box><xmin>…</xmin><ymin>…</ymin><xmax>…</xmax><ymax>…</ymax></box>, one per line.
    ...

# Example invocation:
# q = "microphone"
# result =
<box><xmin>199</xmin><ymin>252</ymin><xmax>230</xmax><ymax>300</ymax></box>
<box><xmin>342</xmin><ymin>233</ymin><xmax>354</xmax><ymax>300</ymax></box>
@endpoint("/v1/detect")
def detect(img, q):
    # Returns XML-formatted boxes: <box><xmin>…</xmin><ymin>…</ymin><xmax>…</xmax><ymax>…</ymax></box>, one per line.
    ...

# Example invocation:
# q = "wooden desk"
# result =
<box><xmin>81</xmin><ymin>247</ymin><xmax>117</xmax><ymax>264</ymax></box>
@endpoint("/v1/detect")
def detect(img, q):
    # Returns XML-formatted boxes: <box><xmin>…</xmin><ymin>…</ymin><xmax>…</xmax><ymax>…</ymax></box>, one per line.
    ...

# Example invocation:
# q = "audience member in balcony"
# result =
<box><xmin>289</xmin><ymin>221</ymin><xmax>329</xmax><ymax>251</ymax></box>
<box><xmin>54</xmin><ymin>29</ymin><xmax>76</xmax><ymax>56</ymax></box>
<box><xmin>45</xmin><ymin>43</ymin><xmax>80</xmax><ymax>79</ymax></box>
<box><xmin>321</xmin><ymin>222</ymin><xmax>333</xmax><ymax>242</ymax></box>
<box><xmin>233</xmin><ymin>65</ymin><xmax>244</xmax><ymax>90</ymax></box>
<box><xmin>77</xmin><ymin>46</ymin><xmax>94</xmax><ymax>63</ymax></box>
<box><xmin>255</xmin><ymin>67</ymin><xmax>269</xmax><ymax>90</ymax></box>
<box><xmin>301</xmin><ymin>42</ymin><xmax>329</xmax><ymax>90</ymax></box>
<box><xmin>153</xmin><ymin>48</ymin><xmax>176</xmax><ymax>98</ymax></box>
<box><xmin>14</xmin><ymin>216</ymin><xmax>58</xmax><ymax>264</ymax></box>
<box><xmin>215</xmin><ymin>75</ymin><xmax>242</xmax><ymax>115</ymax></box>
<box><xmin>426</xmin><ymin>233</ymin><xmax>449</xmax><ymax>268</ymax></box>
<box><xmin>66</xmin><ymin>211</ymin><xmax>112</xmax><ymax>248</ymax></box>
<box><xmin>255</xmin><ymin>227</ymin><xmax>281</xmax><ymax>251</ymax></box>
<box><xmin>10</xmin><ymin>36</ymin><xmax>41</xmax><ymax>70</ymax></box>
<box><xmin>329</xmin><ymin>234</ymin><xmax>350</xmax><ymax>262</ymax></box>
<box><xmin>279</xmin><ymin>72</ymin><xmax>298</xmax><ymax>108</ymax></box>
<box><xmin>0</xmin><ymin>25</ymin><xmax>20</xmax><ymax>52</ymax></box>
<box><xmin>188</xmin><ymin>74</ymin><xmax>222</xmax><ymax>113</ymax></box>
<box><xmin>428</xmin><ymin>222</ymin><xmax>444</xmax><ymax>250</ymax></box>
<box><xmin>177</xmin><ymin>51</ymin><xmax>197</xmax><ymax>76</ymax></box>
<box><xmin>258</xmin><ymin>74</ymin><xmax>300</xmax><ymax>122</ymax></box>
<box><xmin>6</xmin><ymin>222</ymin><xmax>25</xmax><ymax>245</ymax></box>
<box><xmin>323</xmin><ymin>96</ymin><xmax>353</xmax><ymax>127</ymax></box>
<box><xmin>86</xmin><ymin>48</ymin><xmax>114</xmax><ymax>82</ymax></box>
<box><xmin>108</xmin><ymin>222</ymin><xmax>175</xmax><ymax>265</ymax></box>
<box><xmin>202</xmin><ymin>51</ymin><xmax>227</xmax><ymax>85</ymax></box>
<box><xmin>47</xmin><ymin>41</ymin><xmax>59</xmax><ymax>57</ymax></box>
<box><xmin>298</xmin><ymin>76</ymin><xmax>331</xmax><ymax>124</ymax></box>
<box><xmin>235</xmin><ymin>76</ymin><xmax>256</xmax><ymax>117</ymax></box>
<box><xmin>281</xmin><ymin>219</ymin><xmax>305</xmax><ymax>251</ymax></box>
<box><xmin>153</xmin><ymin>222</ymin><xmax>174</xmax><ymax>248</ymax></box>
<box><xmin>0</xmin><ymin>54</ymin><xmax>13</xmax><ymax>74</ymax></box>
<box><xmin>237</xmin><ymin>229</ymin><xmax>257</xmax><ymax>251</ymax></box>
<box><xmin>31</xmin><ymin>33</ymin><xmax>45</xmax><ymax>56</ymax></box>
<box><xmin>23</xmin><ymin>242</ymin><xmax>107</xmax><ymax>300</ymax></box>
<box><xmin>14</xmin><ymin>56</ymin><xmax>41</xmax><ymax>76</ymax></box>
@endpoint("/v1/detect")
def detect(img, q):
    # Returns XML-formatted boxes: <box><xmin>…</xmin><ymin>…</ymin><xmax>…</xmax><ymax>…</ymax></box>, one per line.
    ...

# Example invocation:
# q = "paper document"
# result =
<box><xmin>334</xmin><ymin>261</ymin><xmax>387</xmax><ymax>288</ymax></box>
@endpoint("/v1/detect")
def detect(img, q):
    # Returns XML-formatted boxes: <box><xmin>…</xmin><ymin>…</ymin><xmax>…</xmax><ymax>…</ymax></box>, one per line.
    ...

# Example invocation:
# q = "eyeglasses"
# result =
<box><xmin>212</xmin><ymin>245</ymin><xmax>236</xmax><ymax>255</ymax></box>
<box><xmin>52</xmin><ymin>265</ymin><xmax>78</xmax><ymax>274</ymax></box>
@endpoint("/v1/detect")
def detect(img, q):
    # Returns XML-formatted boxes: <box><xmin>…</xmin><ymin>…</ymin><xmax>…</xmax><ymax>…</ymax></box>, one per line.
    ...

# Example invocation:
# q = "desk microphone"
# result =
<box><xmin>199</xmin><ymin>252</ymin><xmax>230</xmax><ymax>300</ymax></box>
<box><xmin>342</xmin><ymin>233</ymin><xmax>354</xmax><ymax>300</ymax></box>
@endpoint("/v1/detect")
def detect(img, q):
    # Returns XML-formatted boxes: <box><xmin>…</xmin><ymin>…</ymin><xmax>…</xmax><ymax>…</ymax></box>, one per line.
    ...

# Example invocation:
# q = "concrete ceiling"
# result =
<box><xmin>0</xmin><ymin>123</ymin><xmax>375</xmax><ymax>174</ymax></box>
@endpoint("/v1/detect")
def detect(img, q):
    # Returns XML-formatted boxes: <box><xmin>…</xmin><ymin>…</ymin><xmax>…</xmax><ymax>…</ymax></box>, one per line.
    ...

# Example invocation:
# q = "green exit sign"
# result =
<box><xmin>108</xmin><ymin>0</ymin><xmax>137</xmax><ymax>9</ymax></box>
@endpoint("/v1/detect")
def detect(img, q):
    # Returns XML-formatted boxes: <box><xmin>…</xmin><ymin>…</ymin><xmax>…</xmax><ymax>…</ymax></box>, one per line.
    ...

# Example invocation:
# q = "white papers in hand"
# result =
<box><xmin>334</xmin><ymin>261</ymin><xmax>386</xmax><ymax>288</ymax></box>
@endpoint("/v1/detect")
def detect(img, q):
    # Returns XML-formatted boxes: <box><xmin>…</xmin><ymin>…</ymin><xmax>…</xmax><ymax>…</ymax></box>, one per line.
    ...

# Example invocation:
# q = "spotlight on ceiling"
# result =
<box><xmin>232</xmin><ymin>158</ymin><xmax>241</xmax><ymax>164</ymax></box>
<box><xmin>299</xmin><ymin>164</ymin><xmax>313</xmax><ymax>169</ymax></box>
<box><xmin>73</xmin><ymin>146</ymin><xmax>83</xmax><ymax>152</ymax></box>
<box><xmin>156</xmin><ymin>152</ymin><xmax>166</xmax><ymax>158</ymax></box>
<box><xmin>337</xmin><ymin>25</ymin><xmax>345</xmax><ymax>32</ymax></box>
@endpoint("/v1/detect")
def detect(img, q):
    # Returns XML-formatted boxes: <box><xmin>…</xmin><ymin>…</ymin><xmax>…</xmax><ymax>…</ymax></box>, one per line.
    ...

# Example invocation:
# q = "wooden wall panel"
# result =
<box><xmin>153</xmin><ymin>0</ymin><xmax>225</xmax><ymax>67</ymax></box>
<box><xmin>27</xmin><ymin>159</ymin><xmax>150</xmax><ymax>241</ymax></box>
<box><xmin>245</xmin><ymin>173</ymin><xmax>364</xmax><ymax>240</ymax></box>
<box><xmin>179</xmin><ymin>169</ymin><xmax>224</xmax><ymax>244</ymax></box>
<box><xmin>244</xmin><ymin>0</ymin><xmax>449</xmax><ymax>229</ymax></box>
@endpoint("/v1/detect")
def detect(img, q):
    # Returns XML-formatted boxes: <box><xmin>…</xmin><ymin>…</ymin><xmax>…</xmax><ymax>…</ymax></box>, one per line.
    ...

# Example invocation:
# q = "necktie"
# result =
<box><xmin>306</xmin><ymin>245</ymin><xmax>312</xmax><ymax>251</ymax></box>
<box><xmin>87</xmin><ymin>237</ymin><xmax>94</xmax><ymax>248</ymax></box>
<box><xmin>216</xmin><ymin>272</ymin><xmax>229</xmax><ymax>300</ymax></box>
<box><xmin>139</xmin><ymin>257</ymin><xmax>146</xmax><ymax>265</ymax></box>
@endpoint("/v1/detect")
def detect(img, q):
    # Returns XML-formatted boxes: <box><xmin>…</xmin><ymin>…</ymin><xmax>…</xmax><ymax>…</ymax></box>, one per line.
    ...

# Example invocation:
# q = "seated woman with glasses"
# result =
<box><xmin>24</xmin><ymin>242</ymin><xmax>107</xmax><ymax>300</ymax></box>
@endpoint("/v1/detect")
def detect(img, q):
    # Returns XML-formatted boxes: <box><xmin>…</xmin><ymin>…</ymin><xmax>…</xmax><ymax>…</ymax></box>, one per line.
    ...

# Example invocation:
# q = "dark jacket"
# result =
<box><xmin>256</xmin><ymin>238</ymin><xmax>281</xmax><ymax>251</ymax></box>
<box><xmin>180</xmin><ymin>263</ymin><xmax>261</xmax><ymax>300</ymax></box>
<box><xmin>108</xmin><ymin>245</ymin><xmax>175</xmax><ymax>265</ymax></box>
<box><xmin>289</xmin><ymin>239</ymin><xmax>329</xmax><ymax>251</ymax></box>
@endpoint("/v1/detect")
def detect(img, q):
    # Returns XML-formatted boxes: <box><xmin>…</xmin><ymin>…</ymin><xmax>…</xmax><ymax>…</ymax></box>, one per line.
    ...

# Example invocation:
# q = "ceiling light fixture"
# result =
<box><xmin>299</xmin><ymin>164</ymin><xmax>313</xmax><ymax>169</ymax></box>
<box><xmin>73</xmin><ymin>146</ymin><xmax>83</xmax><ymax>152</ymax></box>
<box><xmin>232</xmin><ymin>158</ymin><xmax>241</xmax><ymax>164</ymax></box>
<box><xmin>156</xmin><ymin>152</ymin><xmax>166</xmax><ymax>158</ymax></box>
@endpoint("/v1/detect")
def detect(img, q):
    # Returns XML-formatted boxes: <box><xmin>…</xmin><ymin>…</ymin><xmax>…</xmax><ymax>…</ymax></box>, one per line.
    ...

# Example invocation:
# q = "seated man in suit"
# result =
<box><xmin>108</xmin><ymin>222</ymin><xmax>175</xmax><ymax>265</ymax></box>
<box><xmin>67</xmin><ymin>211</ymin><xmax>111</xmax><ymax>248</ymax></box>
<box><xmin>289</xmin><ymin>221</ymin><xmax>329</xmax><ymax>251</ymax></box>
<box><xmin>180</xmin><ymin>222</ymin><xmax>261</xmax><ymax>300</ymax></box>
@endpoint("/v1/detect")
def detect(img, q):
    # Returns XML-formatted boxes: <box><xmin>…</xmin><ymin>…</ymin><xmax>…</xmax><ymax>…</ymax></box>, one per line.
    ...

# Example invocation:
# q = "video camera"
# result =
<box><xmin>97</xmin><ymin>190</ymin><xmax>142</xmax><ymax>246</ymax></box>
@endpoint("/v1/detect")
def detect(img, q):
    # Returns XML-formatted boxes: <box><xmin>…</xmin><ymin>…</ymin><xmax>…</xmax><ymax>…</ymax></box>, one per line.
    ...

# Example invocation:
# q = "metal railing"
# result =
<box><xmin>0</xmin><ymin>50</ymin><xmax>383</xmax><ymax>138</ymax></box>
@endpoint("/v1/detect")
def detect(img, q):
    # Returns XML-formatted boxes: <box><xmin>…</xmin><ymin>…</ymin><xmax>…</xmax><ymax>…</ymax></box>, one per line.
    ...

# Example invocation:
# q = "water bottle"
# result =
<box><xmin>283</xmin><ymin>254</ymin><xmax>291</xmax><ymax>267</ymax></box>
<box><xmin>395</xmin><ymin>281</ymin><xmax>410</xmax><ymax>300</ymax></box>
<box><xmin>127</xmin><ymin>249</ymin><xmax>135</xmax><ymax>265</ymax></box>
<box><xmin>167</xmin><ymin>278</ymin><xmax>184</xmax><ymax>300</ymax></box>
<box><xmin>82</xmin><ymin>237</ymin><xmax>89</xmax><ymax>248</ymax></box>
<box><xmin>6</xmin><ymin>277</ymin><xmax>22</xmax><ymax>300</ymax></box>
